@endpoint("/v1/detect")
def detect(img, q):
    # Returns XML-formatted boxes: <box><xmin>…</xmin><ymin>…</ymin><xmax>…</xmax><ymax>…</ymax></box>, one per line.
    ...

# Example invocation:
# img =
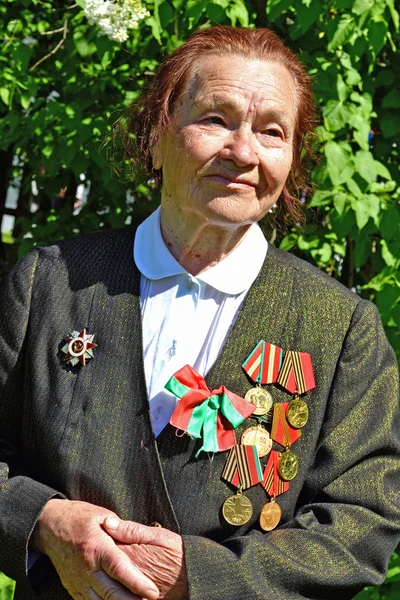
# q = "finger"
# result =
<box><xmin>99</xmin><ymin>543</ymin><xmax>159</xmax><ymax>600</ymax></box>
<box><xmin>103</xmin><ymin>518</ymin><xmax>160</xmax><ymax>545</ymax></box>
<box><xmin>91</xmin><ymin>571</ymin><xmax>146</xmax><ymax>600</ymax></box>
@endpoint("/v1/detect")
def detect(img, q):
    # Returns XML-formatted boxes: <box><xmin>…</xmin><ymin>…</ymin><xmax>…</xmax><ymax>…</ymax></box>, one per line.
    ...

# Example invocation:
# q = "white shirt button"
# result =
<box><xmin>152</xmin><ymin>406</ymin><xmax>163</xmax><ymax>424</ymax></box>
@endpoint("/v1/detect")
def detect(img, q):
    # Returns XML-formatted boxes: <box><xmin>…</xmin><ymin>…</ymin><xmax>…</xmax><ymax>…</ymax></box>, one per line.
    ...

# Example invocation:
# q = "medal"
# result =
<box><xmin>287</xmin><ymin>397</ymin><xmax>309</xmax><ymax>429</ymax></box>
<box><xmin>244</xmin><ymin>387</ymin><xmax>273</xmax><ymax>416</ymax></box>
<box><xmin>271</xmin><ymin>403</ymin><xmax>302</xmax><ymax>448</ymax></box>
<box><xmin>241</xmin><ymin>425</ymin><xmax>272</xmax><ymax>458</ymax></box>
<box><xmin>221</xmin><ymin>445</ymin><xmax>263</xmax><ymax>490</ymax></box>
<box><xmin>279</xmin><ymin>449</ymin><xmax>298</xmax><ymax>481</ymax></box>
<box><xmin>277</xmin><ymin>351</ymin><xmax>316</xmax><ymax>395</ymax></box>
<box><xmin>222</xmin><ymin>489</ymin><xmax>253</xmax><ymax>526</ymax></box>
<box><xmin>61</xmin><ymin>328</ymin><xmax>97</xmax><ymax>366</ymax></box>
<box><xmin>242</xmin><ymin>341</ymin><xmax>283</xmax><ymax>385</ymax></box>
<box><xmin>221</xmin><ymin>445</ymin><xmax>263</xmax><ymax>526</ymax></box>
<box><xmin>260</xmin><ymin>498</ymin><xmax>282</xmax><ymax>531</ymax></box>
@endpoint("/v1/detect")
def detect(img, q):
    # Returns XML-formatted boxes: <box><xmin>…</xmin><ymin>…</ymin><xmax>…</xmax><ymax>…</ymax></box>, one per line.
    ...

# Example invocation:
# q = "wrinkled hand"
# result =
<box><xmin>30</xmin><ymin>499</ymin><xmax>160</xmax><ymax>600</ymax></box>
<box><xmin>104</xmin><ymin>517</ymin><xmax>188</xmax><ymax>600</ymax></box>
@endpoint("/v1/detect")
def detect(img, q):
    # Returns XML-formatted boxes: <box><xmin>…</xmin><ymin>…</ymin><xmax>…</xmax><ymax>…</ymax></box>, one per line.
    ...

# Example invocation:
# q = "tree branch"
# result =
<box><xmin>29</xmin><ymin>18</ymin><xmax>68</xmax><ymax>72</ymax></box>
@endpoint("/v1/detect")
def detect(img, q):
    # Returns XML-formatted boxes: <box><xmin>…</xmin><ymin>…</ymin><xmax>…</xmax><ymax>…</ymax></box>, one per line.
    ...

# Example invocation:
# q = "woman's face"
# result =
<box><xmin>154</xmin><ymin>54</ymin><xmax>297</xmax><ymax>227</ymax></box>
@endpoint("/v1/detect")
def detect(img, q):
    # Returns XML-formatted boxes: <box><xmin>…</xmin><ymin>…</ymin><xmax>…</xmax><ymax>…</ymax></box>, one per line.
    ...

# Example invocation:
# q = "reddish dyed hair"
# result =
<box><xmin>123</xmin><ymin>26</ymin><xmax>317</xmax><ymax>223</ymax></box>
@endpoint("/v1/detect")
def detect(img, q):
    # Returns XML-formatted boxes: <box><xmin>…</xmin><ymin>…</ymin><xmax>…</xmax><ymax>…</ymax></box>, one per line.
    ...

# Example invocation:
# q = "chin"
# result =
<box><xmin>198</xmin><ymin>195</ymin><xmax>269</xmax><ymax>226</ymax></box>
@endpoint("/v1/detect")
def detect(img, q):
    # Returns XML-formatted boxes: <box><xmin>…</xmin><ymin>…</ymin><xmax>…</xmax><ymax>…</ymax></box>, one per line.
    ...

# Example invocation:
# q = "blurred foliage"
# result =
<box><xmin>0</xmin><ymin>0</ymin><xmax>399</xmax><ymax>597</ymax></box>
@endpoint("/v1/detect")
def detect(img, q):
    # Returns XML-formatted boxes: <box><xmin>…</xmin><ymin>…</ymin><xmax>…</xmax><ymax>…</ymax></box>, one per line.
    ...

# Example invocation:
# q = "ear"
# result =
<box><xmin>151</xmin><ymin>142</ymin><xmax>163</xmax><ymax>170</ymax></box>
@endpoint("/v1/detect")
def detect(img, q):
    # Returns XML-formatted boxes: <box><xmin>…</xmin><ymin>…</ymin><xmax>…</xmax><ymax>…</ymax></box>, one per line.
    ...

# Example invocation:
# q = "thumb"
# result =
<box><xmin>103</xmin><ymin>517</ymin><xmax>159</xmax><ymax>544</ymax></box>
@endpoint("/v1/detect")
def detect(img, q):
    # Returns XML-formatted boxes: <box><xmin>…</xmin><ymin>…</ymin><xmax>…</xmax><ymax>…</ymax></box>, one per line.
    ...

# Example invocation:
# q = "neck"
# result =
<box><xmin>160</xmin><ymin>202</ymin><xmax>252</xmax><ymax>276</ymax></box>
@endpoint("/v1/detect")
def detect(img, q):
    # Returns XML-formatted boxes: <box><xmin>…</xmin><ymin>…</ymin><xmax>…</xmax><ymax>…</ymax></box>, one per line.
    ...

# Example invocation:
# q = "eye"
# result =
<box><xmin>204</xmin><ymin>116</ymin><xmax>226</xmax><ymax>126</ymax></box>
<box><xmin>263</xmin><ymin>128</ymin><xmax>283</xmax><ymax>138</ymax></box>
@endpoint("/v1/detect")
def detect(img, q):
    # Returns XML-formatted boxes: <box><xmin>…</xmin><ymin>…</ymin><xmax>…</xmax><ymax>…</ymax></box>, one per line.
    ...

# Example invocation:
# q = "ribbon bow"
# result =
<box><xmin>165</xmin><ymin>365</ymin><xmax>255</xmax><ymax>456</ymax></box>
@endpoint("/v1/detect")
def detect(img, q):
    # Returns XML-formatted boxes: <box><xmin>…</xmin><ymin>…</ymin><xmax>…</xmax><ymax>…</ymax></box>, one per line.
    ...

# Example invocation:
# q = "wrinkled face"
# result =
<box><xmin>153</xmin><ymin>54</ymin><xmax>297</xmax><ymax>227</ymax></box>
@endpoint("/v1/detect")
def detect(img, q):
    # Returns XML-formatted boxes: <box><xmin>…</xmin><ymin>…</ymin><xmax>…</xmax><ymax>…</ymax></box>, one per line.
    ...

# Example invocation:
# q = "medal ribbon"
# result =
<box><xmin>165</xmin><ymin>365</ymin><xmax>256</xmax><ymax>456</ymax></box>
<box><xmin>271</xmin><ymin>403</ymin><xmax>301</xmax><ymax>447</ymax></box>
<box><xmin>276</xmin><ymin>351</ymin><xmax>316</xmax><ymax>395</ymax></box>
<box><xmin>221</xmin><ymin>445</ymin><xmax>263</xmax><ymax>490</ymax></box>
<box><xmin>262</xmin><ymin>450</ymin><xmax>290</xmax><ymax>497</ymax></box>
<box><xmin>242</xmin><ymin>341</ymin><xmax>283</xmax><ymax>385</ymax></box>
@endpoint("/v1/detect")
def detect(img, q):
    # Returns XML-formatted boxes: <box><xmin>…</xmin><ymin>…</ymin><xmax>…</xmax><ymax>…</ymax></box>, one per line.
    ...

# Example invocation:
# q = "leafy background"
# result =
<box><xmin>0</xmin><ymin>0</ymin><xmax>399</xmax><ymax>598</ymax></box>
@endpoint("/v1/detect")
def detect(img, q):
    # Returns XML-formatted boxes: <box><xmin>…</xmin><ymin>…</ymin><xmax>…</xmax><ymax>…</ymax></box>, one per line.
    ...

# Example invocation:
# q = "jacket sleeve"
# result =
<box><xmin>182</xmin><ymin>299</ymin><xmax>400</xmax><ymax>600</ymax></box>
<box><xmin>0</xmin><ymin>250</ymin><xmax>64</xmax><ymax>587</ymax></box>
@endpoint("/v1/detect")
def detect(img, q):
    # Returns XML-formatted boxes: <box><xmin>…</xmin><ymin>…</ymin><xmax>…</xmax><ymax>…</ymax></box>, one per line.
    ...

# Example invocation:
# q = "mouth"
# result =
<box><xmin>205</xmin><ymin>174</ymin><xmax>258</xmax><ymax>189</ymax></box>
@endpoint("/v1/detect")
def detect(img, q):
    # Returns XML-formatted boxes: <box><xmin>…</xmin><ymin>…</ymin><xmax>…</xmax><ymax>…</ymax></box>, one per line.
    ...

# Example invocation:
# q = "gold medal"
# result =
<box><xmin>222</xmin><ymin>490</ymin><xmax>253</xmax><ymax>526</ymax></box>
<box><xmin>279</xmin><ymin>449</ymin><xmax>298</xmax><ymax>481</ymax></box>
<box><xmin>259</xmin><ymin>499</ymin><xmax>282</xmax><ymax>531</ymax></box>
<box><xmin>287</xmin><ymin>397</ymin><xmax>309</xmax><ymax>429</ymax></box>
<box><xmin>241</xmin><ymin>425</ymin><xmax>272</xmax><ymax>458</ymax></box>
<box><xmin>244</xmin><ymin>387</ymin><xmax>274</xmax><ymax>416</ymax></box>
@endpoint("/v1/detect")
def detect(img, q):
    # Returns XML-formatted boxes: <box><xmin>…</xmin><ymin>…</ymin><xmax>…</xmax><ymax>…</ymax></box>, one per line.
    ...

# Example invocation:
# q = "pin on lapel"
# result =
<box><xmin>61</xmin><ymin>328</ymin><xmax>97</xmax><ymax>366</ymax></box>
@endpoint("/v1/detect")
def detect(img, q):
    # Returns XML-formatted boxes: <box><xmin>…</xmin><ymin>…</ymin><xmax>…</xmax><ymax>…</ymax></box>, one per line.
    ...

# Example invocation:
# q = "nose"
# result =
<box><xmin>219</xmin><ymin>126</ymin><xmax>259</xmax><ymax>168</ymax></box>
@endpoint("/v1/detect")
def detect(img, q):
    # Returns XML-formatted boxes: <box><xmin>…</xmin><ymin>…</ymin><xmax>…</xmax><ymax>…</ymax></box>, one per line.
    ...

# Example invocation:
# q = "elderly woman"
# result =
<box><xmin>0</xmin><ymin>26</ymin><xmax>399</xmax><ymax>600</ymax></box>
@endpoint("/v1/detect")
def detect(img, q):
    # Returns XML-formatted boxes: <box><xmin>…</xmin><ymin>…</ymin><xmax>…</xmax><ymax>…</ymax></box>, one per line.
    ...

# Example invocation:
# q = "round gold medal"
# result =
<box><xmin>245</xmin><ymin>387</ymin><xmax>274</xmax><ymax>416</ymax></box>
<box><xmin>279</xmin><ymin>450</ymin><xmax>298</xmax><ymax>481</ymax></box>
<box><xmin>222</xmin><ymin>493</ymin><xmax>253</xmax><ymax>526</ymax></box>
<box><xmin>287</xmin><ymin>398</ymin><xmax>309</xmax><ymax>429</ymax></box>
<box><xmin>241</xmin><ymin>426</ymin><xmax>272</xmax><ymax>458</ymax></box>
<box><xmin>259</xmin><ymin>501</ymin><xmax>282</xmax><ymax>531</ymax></box>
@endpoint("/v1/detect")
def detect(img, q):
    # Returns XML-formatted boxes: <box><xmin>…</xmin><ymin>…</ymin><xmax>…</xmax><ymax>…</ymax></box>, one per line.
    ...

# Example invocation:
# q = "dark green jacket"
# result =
<box><xmin>0</xmin><ymin>227</ymin><xmax>399</xmax><ymax>600</ymax></box>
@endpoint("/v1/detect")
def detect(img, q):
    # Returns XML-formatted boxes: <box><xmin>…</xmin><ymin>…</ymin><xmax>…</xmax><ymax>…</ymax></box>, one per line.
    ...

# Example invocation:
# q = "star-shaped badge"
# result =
<box><xmin>61</xmin><ymin>328</ymin><xmax>98</xmax><ymax>366</ymax></box>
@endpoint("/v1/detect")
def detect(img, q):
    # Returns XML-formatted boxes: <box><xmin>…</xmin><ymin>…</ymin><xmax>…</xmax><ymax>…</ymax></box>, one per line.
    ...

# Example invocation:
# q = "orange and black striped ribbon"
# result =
<box><xmin>271</xmin><ymin>402</ymin><xmax>302</xmax><ymax>447</ymax></box>
<box><xmin>276</xmin><ymin>351</ymin><xmax>316</xmax><ymax>395</ymax></box>
<box><xmin>262</xmin><ymin>450</ymin><xmax>290</xmax><ymax>497</ymax></box>
<box><xmin>221</xmin><ymin>445</ymin><xmax>263</xmax><ymax>491</ymax></box>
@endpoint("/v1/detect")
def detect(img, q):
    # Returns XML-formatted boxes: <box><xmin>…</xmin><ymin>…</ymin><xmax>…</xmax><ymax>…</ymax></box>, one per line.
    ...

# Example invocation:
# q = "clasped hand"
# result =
<box><xmin>30</xmin><ymin>499</ymin><xmax>188</xmax><ymax>600</ymax></box>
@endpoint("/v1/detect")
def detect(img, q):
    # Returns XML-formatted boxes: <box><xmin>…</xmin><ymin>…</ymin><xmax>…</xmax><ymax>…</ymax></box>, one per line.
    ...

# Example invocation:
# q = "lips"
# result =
<box><xmin>206</xmin><ymin>173</ymin><xmax>258</xmax><ymax>188</ymax></box>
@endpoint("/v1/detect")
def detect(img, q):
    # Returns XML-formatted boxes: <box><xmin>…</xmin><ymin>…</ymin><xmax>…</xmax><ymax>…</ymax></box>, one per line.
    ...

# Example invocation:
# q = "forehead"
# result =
<box><xmin>177</xmin><ymin>54</ymin><xmax>297</xmax><ymax>118</ymax></box>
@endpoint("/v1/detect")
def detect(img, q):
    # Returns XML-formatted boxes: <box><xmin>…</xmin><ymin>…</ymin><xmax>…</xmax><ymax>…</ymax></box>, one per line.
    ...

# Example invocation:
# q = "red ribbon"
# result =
<box><xmin>166</xmin><ymin>365</ymin><xmax>256</xmax><ymax>454</ymax></box>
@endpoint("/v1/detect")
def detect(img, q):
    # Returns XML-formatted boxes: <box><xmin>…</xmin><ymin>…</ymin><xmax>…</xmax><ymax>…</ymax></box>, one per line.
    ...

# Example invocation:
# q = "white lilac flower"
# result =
<box><xmin>84</xmin><ymin>0</ymin><xmax>149</xmax><ymax>42</ymax></box>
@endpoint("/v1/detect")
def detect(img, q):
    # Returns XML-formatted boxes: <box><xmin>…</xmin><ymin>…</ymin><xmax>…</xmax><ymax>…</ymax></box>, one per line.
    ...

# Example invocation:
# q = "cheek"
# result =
<box><xmin>261</xmin><ymin>148</ymin><xmax>293</xmax><ymax>183</ymax></box>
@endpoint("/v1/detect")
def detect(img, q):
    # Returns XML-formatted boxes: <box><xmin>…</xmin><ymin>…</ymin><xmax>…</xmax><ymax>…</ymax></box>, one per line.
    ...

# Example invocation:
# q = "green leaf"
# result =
<box><xmin>386</xmin><ymin>0</ymin><xmax>399</xmax><ymax>31</ymax></box>
<box><xmin>328</xmin><ymin>15</ymin><xmax>356</xmax><ymax>51</ymax></box>
<box><xmin>333</xmin><ymin>192</ymin><xmax>348</xmax><ymax>215</ymax></box>
<box><xmin>266</xmin><ymin>0</ymin><xmax>293</xmax><ymax>21</ymax></box>
<box><xmin>159</xmin><ymin>2</ymin><xmax>175</xmax><ymax>27</ymax></box>
<box><xmin>227</xmin><ymin>0</ymin><xmax>249</xmax><ymax>26</ymax></box>
<box><xmin>145</xmin><ymin>16</ymin><xmax>162</xmax><ymax>44</ymax></box>
<box><xmin>73</xmin><ymin>34</ymin><xmax>97</xmax><ymax>57</ymax></box>
<box><xmin>352</xmin><ymin>0</ymin><xmax>374</xmax><ymax>15</ymax></box>
<box><xmin>0</xmin><ymin>87</ymin><xmax>10</xmax><ymax>106</ymax></box>
<box><xmin>368</xmin><ymin>19</ymin><xmax>388</xmax><ymax>57</ymax></box>
<box><xmin>323</xmin><ymin>100</ymin><xmax>353</xmax><ymax>132</ymax></box>
<box><xmin>354</xmin><ymin>150</ymin><xmax>377</xmax><ymax>183</ymax></box>
<box><xmin>309</xmin><ymin>190</ymin><xmax>335</xmax><ymax>207</ymax></box>
<box><xmin>294</xmin><ymin>0</ymin><xmax>320</xmax><ymax>34</ymax></box>
<box><xmin>20</xmin><ymin>94</ymin><xmax>30</xmax><ymax>110</ymax></box>
<box><xmin>206</xmin><ymin>2</ymin><xmax>226</xmax><ymax>20</ymax></box>
<box><xmin>349</xmin><ymin>114</ymin><xmax>370</xmax><ymax>151</ymax></box>
<box><xmin>351</xmin><ymin>194</ymin><xmax>380</xmax><ymax>230</ymax></box>
<box><xmin>381</xmin><ymin>239</ymin><xmax>399</xmax><ymax>267</ymax></box>
<box><xmin>7</xmin><ymin>19</ymin><xmax>23</xmax><ymax>33</ymax></box>
<box><xmin>375</xmin><ymin>161</ymin><xmax>392</xmax><ymax>180</ymax></box>
<box><xmin>325</xmin><ymin>141</ymin><xmax>355</xmax><ymax>185</ymax></box>
<box><xmin>76</xmin><ymin>0</ymin><xmax>86</xmax><ymax>8</ymax></box>
<box><xmin>382</xmin><ymin>89</ymin><xmax>400</xmax><ymax>109</ymax></box>
<box><xmin>336</xmin><ymin>73</ymin><xmax>348</xmax><ymax>102</ymax></box>
<box><xmin>379</xmin><ymin>206</ymin><xmax>400</xmax><ymax>240</ymax></box>
<box><xmin>379</xmin><ymin>110</ymin><xmax>400</xmax><ymax>138</ymax></box>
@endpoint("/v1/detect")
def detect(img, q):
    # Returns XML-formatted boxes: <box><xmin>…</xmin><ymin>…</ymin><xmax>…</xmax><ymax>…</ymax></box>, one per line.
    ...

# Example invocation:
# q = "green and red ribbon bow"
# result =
<box><xmin>221</xmin><ymin>445</ymin><xmax>263</xmax><ymax>490</ymax></box>
<box><xmin>242</xmin><ymin>341</ymin><xmax>283</xmax><ymax>384</ymax></box>
<box><xmin>165</xmin><ymin>365</ymin><xmax>256</xmax><ymax>456</ymax></box>
<box><xmin>276</xmin><ymin>351</ymin><xmax>316</xmax><ymax>395</ymax></box>
<box><xmin>262</xmin><ymin>450</ymin><xmax>290</xmax><ymax>497</ymax></box>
